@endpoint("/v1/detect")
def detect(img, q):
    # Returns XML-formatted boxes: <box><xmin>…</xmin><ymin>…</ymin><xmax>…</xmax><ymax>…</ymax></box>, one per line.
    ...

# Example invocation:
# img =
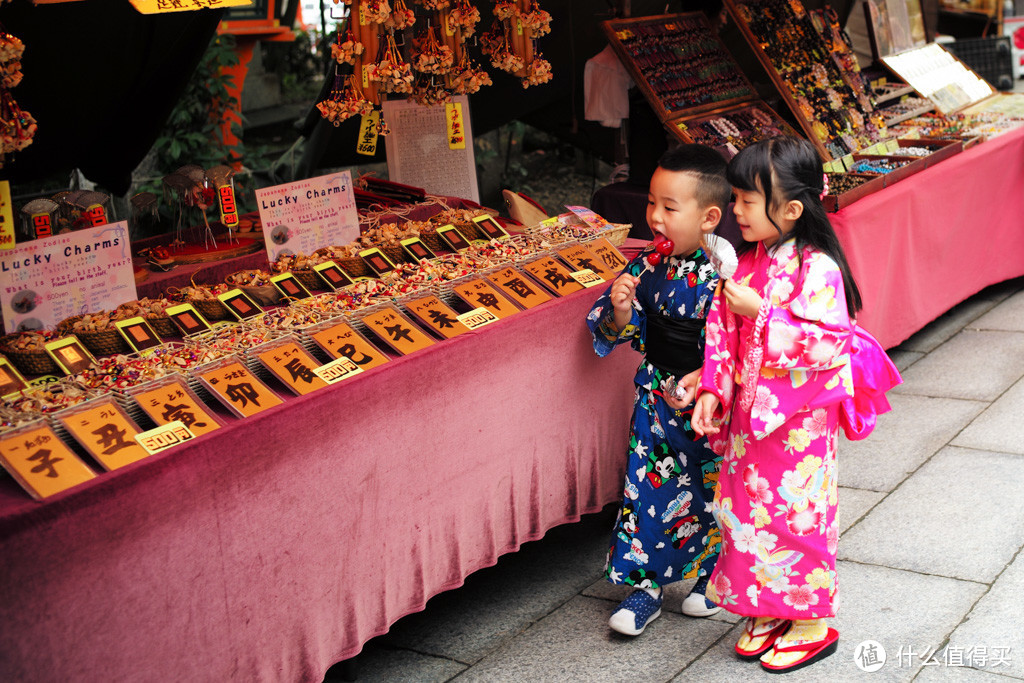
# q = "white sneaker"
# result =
<box><xmin>681</xmin><ymin>575</ymin><xmax>723</xmax><ymax>617</ymax></box>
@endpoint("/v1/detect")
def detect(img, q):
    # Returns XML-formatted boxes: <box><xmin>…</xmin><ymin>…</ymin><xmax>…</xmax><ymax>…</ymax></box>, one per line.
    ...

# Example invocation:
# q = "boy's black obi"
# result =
<box><xmin>645</xmin><ymin>315</ymin><xmax>705</xmax><ymax>377</ymax></box>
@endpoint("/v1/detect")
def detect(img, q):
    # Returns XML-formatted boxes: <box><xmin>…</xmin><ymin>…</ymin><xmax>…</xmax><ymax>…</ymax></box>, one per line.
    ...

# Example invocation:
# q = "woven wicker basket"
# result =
<box><xmin>57</xmin><ymin>316</ymin><xmax>130</xmax><ymax>356</ymax></box>
<box><xmin>381</xmin><ymin>243</ymin><xmax>405</xmax><ymax>265</ymax></box>
<box><xmin>291</xmin><ymin>269</ymin><xmax>321</xmax><ymax>292</ymax></box>
<box><xmin>602</xmin><ymin>223</ymin><xmax>631</xmax><ymax>247</ymax></box>
<box><xmin>146</xmin><ymin>316</ymin><xmax>179</xmax><ymax>339</ymax></box>
<box><xmin>0</xmin><ymin>334</ymin><xmax>59</xmax><ymax>376</ymax></box>
<box><xmin>191</xmin><ymin>298</ymin><xmax>232</xmax><ymax>321</ymax></box>
<box><xmin>419</xmin><ymin>229</ymin><xmax>445</xmax><ymax>253</ymax></box>
<box><xmin>336</xmin><ymin>255</ymin><xmax>369</xmax><ymax>278</ymax></box>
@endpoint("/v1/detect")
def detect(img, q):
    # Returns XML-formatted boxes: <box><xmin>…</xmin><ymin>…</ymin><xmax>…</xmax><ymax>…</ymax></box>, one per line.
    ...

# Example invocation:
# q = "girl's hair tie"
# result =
<box><xmin>819</xmin><ymin>173</ymin><xmax>829</xmax><ymax>200</ymax></box>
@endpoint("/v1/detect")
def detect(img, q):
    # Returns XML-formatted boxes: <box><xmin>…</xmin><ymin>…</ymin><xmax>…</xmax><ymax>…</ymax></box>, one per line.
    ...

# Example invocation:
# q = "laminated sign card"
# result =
<box><xmin>256</xmin><ymin>171</ymin><xmax>359</xmax><ymax>263</ymax></box>
<box><xmin>0</xmin><ymin>222</ymin><xmax>135</xmax><ymax>333</ymax></box>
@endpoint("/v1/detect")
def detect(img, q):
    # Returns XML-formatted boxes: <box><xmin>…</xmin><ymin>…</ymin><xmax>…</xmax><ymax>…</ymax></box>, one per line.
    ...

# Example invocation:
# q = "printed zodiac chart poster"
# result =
<box><xmin>0</xmin><ymin>222</ymin><xmax>136</xmax><ymax>333</ymax></box>
<box><xmin>256</xmin><ymin>171</ymin><xmax>360</xmax><ymax>263</ymax></box>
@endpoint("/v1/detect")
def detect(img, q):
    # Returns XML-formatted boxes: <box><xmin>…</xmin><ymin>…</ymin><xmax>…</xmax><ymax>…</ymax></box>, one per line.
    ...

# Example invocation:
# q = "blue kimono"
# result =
<box><xmin>586</xmin><ymin>247</ymin><xmax>722</xmax><ymax>590</ymax></box>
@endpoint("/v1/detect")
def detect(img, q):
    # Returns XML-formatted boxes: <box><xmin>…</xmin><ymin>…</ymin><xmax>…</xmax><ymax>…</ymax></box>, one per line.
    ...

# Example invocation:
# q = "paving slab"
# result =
<box><xmin>839</xmin><ymin>394</ymin><xmax>985</xmax><ymax>491</ymax></box>
<box><xmin>674</xmin><ymin>561</ymin><xmax>985</xmax><ymax>682</ymax></box>
<box><xmin>582</xmin><ymin>576</ymin><xmax>742</xmax><ymax>625</ymax></box>
<box><xmin>897</xmin><ymin>296</ymin><xmax>1001</xmax><ymax>354</ymax></box>
<box><xmin>454</xmin><ymin>595</ymin><xmax>732</xmax><ymax>683</ymax></box>
<box><xmin>942</xmin><ymin>546</ymin><xmax>1024</xmax><ymax>680</ymax></box>
<box><xmin>325</xmin><ymin>647</ymin><xmax>466</xmax><ymax>682</ymax></box>
<box><xmin>887</xmin><ymin>349</ymin><xmax>925</xmax><ymax>373</ymax></box>
<box><xmin>970</xmin><ymin>289</ymin><xmax>1024</xmax><ymax>332</ymax></box>
<box><xmin>952</xmin><ymin>376</ymin><xmax>1024</xmax><ymax>456</ymax></box>
<box><xmin>838</xmin><ymin>486</ymin><xmax>886</xmax><ymax>533</ymax></box>
<box><xmin>379</xmin><ymin>508</ymin><xmax>615</xmax><ymax>664</ymax></box>
<box><xmin>892</xmin><ymin>330</ymin><xmax>1024</xmax><ymax>402</ymax></box>
<box><xmin>915</xmin><ymin>664</ymin><xmax>1021</xmax><ymax>681</ymax></box>
<box><xmin>839</xmin><ymin>446</ymin><xmax>1024</xmax><ymax>582</ymax></box>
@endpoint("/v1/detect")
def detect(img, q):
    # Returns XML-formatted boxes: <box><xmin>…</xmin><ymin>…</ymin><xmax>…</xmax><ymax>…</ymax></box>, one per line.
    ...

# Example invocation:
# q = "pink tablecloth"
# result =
<box><xmin>832</xmin><ymin>126</ymin><xmax>1024</xmax><ymax>348</ymax></box>
<box><xmin>0</xmin><ymin>288</ymin><xmax>638</xmax><ymax>683</ymax></box>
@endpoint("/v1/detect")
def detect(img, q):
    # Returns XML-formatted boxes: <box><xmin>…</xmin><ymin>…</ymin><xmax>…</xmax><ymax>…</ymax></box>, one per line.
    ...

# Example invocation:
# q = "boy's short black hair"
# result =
<box><xmin>657</xmin><ymin>144</ymin><xmax>732</xmax><ymax>212</ymax></box>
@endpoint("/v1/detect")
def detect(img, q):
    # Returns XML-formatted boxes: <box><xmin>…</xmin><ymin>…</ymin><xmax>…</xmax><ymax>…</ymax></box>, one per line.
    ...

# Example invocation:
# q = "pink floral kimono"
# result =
<box><xmin>699</xmin><ymin>238</ymin><xmax>856</xmax><ymax>619</ymax></box>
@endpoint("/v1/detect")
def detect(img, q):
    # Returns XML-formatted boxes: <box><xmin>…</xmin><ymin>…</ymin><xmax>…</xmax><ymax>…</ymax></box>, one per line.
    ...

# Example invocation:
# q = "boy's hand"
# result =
<box><xmin>610</xmin><ymin>273</ymin><xmax>640</xmax><ymax>331</ymax></box>
<box><xmin>723</xmin><ymin>279</ymin><xmax>763</xmax><ymax>319</ymax></box>
<box><xmin>662</xmin><ymin>366</ymin><xmax>702</xmax><ymax>411</ymax></box>
<box><xmin>692</xmin><ymin>393</ymin><xmax>721</xmax><ymax>436</ymax></box>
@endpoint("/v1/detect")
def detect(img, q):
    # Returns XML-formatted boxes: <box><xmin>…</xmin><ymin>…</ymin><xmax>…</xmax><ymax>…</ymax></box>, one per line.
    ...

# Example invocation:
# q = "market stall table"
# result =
<box><xmin>0</xmin><ymin>287</ymin><xmax>639</xmax><ymax>683</ymax></box>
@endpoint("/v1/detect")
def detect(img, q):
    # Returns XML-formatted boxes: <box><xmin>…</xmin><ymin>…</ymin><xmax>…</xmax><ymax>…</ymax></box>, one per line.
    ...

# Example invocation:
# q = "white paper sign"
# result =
<box><xmin>382</xmin><ymin>95</ymin><xmax>480</xmax><ymax>203</ymax></box>
<box><xmin>0</xmin><ymin>222</ymin><xmax>136</xmax><ymax>333</ymax></box>
<box><xmin>256</xmin><ymin>170</ymin><xmax>360</xmax><ymax>263</ymax></box>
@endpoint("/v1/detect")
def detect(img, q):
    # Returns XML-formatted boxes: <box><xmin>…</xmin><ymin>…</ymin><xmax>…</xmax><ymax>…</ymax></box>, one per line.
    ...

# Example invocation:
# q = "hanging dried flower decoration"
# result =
<box><xmin>0</xmin><ymin>31</ymin><xmax>23</xmax><ymax>63</ymax></box>
<box><xmin>363</xmin><ymin>0</ymin><xmax>393</xmax><ymax>25</ymax></box>
<box><xmin>412</xmin><ymin>25</ymin><xmax>454</xmax><ymax>75</ymax></box>
<box><xmin>330</xmin><ymin>21</ymin><xmax>364</xmax><ymax>65</ymax></box>
<box><xmin>368</xmin><ymin>33</ymin><xmax>415</xmax><ymax>94</ymax></box>
<box><xmin>411</xmin><ymin>74</ymin><xmax>452</xmax><ymax>106</ymax></box>
<box><xmin>493</xmin><ymin>0</ymin><xmax>518</xmax><ymax>21</ymax></box>
<box><xmin>414</xmin><ymin>0</ymin><xmax>450</xmax><ymax>9</ymax></box>
<box><xmin>521</xmin><ymin>2</ymin><xmax>552</xmax><ymax>39</ymax></box>
<box><xmin>520</xmin><ymin>55</ymin><xmax>552</xmax><ymax>88</ymax></box>
<box><xmin>479</xmin><ymin>21</ymin><xmax>504</xmax><ymax>57</ymax></box>
<box><xmin>485</xmin><ymin>23</ymin><xmax>524</xmax><ymax>74</ymax></box>
<box><xmin>449</xmin><ymin>51</ymin><xmax>492</xmax><ymax>95</ymax></box>
<box><xmin>447</xmin><ymin>0</ymin><xmax>481</xmax><ymax>39</ymax></box>
<box><xmin>316</xmin><ymin>74</ymin><xmax>375</xmax><ymax>126</ymax></box>
<box><xmin>385</xmin><ymin>0</ymin><xmax>416</xmax><ymax>31</ymax></box>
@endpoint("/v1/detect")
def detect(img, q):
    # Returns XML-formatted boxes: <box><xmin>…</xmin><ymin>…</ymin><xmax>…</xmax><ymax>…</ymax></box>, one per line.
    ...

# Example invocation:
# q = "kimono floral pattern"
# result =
<box><xmin>699</xmin><ymin>239</ymin><xmax>853</xmax><ymax>618</ymax></box>
<box><xmin>586</xmin><ymin>248</ymin><xmax>722</xmax><ymax>588</ymax></box>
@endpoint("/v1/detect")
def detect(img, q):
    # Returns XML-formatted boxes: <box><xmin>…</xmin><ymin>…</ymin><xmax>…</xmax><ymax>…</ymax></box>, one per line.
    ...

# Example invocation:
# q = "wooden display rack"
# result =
<box><xmin>722</xmin><ymin>0</ymin><xmax>886</xmax><ymax>160</ymax></box>
<box><xmin>602</xmin><ymin>12</ymin><xmax>799</xmax><ymax>158</ymax></box>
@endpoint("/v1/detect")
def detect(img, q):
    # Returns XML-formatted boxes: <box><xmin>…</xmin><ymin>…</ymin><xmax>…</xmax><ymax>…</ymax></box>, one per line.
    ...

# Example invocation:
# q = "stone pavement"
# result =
<box><xmin>327</xmin><ymin>276</ymin><xmax>1024</xmax><ymax>683</ymax></box>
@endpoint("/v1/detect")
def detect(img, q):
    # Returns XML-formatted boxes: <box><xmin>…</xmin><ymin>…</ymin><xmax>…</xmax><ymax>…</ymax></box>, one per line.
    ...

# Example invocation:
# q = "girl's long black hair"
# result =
<box><xmin>727</xmin><ymin>137</ymin><xmax>862</xmax><ymax>317</ymax></box>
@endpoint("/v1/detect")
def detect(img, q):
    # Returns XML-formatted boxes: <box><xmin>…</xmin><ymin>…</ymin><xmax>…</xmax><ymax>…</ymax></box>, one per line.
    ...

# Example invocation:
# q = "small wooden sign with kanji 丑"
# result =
<box><xmin>0</xmin><ymin>423</ymin><xmax>96</xmax><ymax>500</ymax></box>
<box><xmin>56</xmin><ymin>399</ymin><xmax>151</xmax><ymax>471</ymax></box>
<box><xmin>451</xmin><ymin>278</ymin><xmax>518</xmax><ymax>319</ymax></box>
<box><xmin>485</xmin><ymin>266</ymin><xmax>552</xmax><ymax>310</ymax></box>
<box><xmin>131</xmin><ymin>378</ymin><xmax>221</xmax><ymax>438</ymax></box>
<box><xmin>521</xmin><ymin>256</ymin><xmax>586</xmax><ymax>297</ymax></box>
<box><xmin>310</xmin><ymin>321</ymin><xmax>390</xmax><ymax>370</ymax></box>
<box><xmin>360</xmin><ymin>306</ymin><xmax>435</xmax><ymax>356</ymax></box>
<box><xmin>197</xmin><ymin>361</ymin><xmax>283</xmax><ymax>418</ymax></box>
<box><xmin>404</xmin><ymin>294</ymin><xmax>471</xmax><ymax>339</ymax></box>
<box><xmin>255</xmin><ymin>341</ymin><xmax>328</xmax><ymax>396</ymax></box>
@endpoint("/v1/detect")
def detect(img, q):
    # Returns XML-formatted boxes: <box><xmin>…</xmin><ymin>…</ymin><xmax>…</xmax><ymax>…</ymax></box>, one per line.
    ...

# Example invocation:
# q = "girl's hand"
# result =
<box><xmin>722</xmin><ymin>279</ymin><xmax>763</xmax><ymax>319</ymax></box>
<box><xmin>610</xmin><ymin>273</ymin><xmax>640</xmax><ymax>331</ymax></box>
<box><xmin>692</xmin><ymin>392</ymin><xmax>721</xmax><ymax>436</ymax></box>
<box><xmin>662</xmin><ymin>366</ymin><xmax>702</xmax><ymax>411</ymax></box>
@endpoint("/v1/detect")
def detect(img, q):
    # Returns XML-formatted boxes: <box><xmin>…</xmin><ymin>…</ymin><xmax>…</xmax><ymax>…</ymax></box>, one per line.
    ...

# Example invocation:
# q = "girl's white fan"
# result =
<box><xmin>702</xmin><ymin>233</ymin><xmax>738</xmax><ymax>283</ymax></box>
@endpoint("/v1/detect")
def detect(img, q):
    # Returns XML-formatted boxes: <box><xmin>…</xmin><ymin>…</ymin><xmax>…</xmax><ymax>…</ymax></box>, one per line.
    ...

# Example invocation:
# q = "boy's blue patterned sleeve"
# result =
<box><xmin>585</xmin><ymin>256</ymin><xmax>646</xmax><ymax>357</ymax></box>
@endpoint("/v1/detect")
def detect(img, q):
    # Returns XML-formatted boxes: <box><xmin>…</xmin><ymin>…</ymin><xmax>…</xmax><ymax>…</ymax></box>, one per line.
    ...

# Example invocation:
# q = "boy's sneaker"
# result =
<box><xmin>608</xmin><ymin>589</ymin><xmax>663</xmax><ymax>636</ymax></box>
<box><xmin>682</xmin><ymin>574</ymin><xmax>722</xmax><ymax>617</ymax></box>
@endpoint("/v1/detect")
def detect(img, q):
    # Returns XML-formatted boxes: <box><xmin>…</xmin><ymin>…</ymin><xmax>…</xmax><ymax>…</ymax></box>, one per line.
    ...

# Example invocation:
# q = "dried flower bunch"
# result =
<box><xmin>368</xmin><ymin>34</ymin><xmax>415</xmax><ymax>94</ymax></box>
<box><xmin>447</xmin><ymin>0</ymin><xmax>481</xmax><ymax>39</ymax></box>
<box><xmin>330</xmin><ymin>20</ymin><xmax>364</xmax><ymax>65</ymax></box>
<box><xmin>521</xmin><ymin>1</ymin><xmax>552</xmax><ymax>38</ymax></box>
<box><xmin>385</xmin><ymin>0</ymin><xmax>416</xmax><ymax>30</ymax></box>
<box><xmin>316</xmin><ymin>75</ymin><xmax>375</xmax><ymax>126</ymax></box>
<box><xmin>412</xmin><ymin>26</ymin><xmax>454</xmax><ymax>75</ymax></box>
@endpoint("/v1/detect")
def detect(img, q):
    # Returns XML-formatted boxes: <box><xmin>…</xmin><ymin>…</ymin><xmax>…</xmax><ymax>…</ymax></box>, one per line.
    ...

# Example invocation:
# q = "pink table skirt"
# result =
<box><xmin>832</xmin><ymin>126</ymin><xmax>1024</xmax><ymax>348</ymax></box>
<box><xmin>0</xmin><ymin>288</ymin><xmax>638</xmax><ymax>683</ymax></box>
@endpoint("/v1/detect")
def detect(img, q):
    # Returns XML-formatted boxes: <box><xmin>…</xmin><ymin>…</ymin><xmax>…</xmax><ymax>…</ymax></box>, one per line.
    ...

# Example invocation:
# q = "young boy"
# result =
<box><xmin>586</xmin><ymin>144</ymin><xmax>732</xmax><ymax>636</ymax></box>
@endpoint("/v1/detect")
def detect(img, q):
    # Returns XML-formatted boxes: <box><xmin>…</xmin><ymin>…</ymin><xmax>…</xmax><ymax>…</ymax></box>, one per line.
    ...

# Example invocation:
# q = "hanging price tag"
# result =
<box><xmin>357</xmin><ymin>111</ymin><xmax>380</xmax><ymax>156</ymax></box>
<box><xmin>445</xmin><ymin>102</ymin><xmax>466</xmax><ymax>150</ymax></box>
<box><xmin>0</xmin><ymin>180</ymin><xmax>14</xmax><ymax>250</ymax></box>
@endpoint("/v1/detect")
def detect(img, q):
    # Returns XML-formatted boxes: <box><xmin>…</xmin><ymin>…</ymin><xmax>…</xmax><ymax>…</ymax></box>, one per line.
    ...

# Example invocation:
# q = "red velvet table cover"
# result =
<box><xmin>0</xmin><ymin>288</ymin><xmax>638</xmax><ymax>682</ymax></box>
<box><xmin>832</xmin><ymin>126</ymin><xmax>1024</xmax><ymax>348</ymax></box>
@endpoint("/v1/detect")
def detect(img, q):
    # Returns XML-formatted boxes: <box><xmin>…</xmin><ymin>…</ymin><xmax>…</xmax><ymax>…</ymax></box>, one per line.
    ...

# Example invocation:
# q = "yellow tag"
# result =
<box><xmin>133</xmin><ymin>379</ymin><xmax>220</xmax><ymax>437</ymax></box>
<box><xmin>362</xmin><ymin>64</ymin><xmax>370</xmax><ymax>89</ymax></box>
<box><xmin>135</xmin><ymin>421</ymin><xmax>196</xmax><ymax>455</ymax></box>
<box><xmin>570</xmin><ymin>269</ymin><xmax>605</xmax><ymax>288</ymax></box>
<box><xmin>0</xmin><ymin>425</ymin><xmax>95</xmax><ymax>500</ymax></box>
<box><xmin>313</xmin><ymin>356</ymin><xmax>364</xmax><ymax>384</ymax></box>
<box><xmin>359</xmin><ymin>3</ymin><xmax>367</xmax><ymax>24</ymax></box>
<box><xmin>198</xmin><ymin>362</ymin><xmax>283</xmax><ymax>418</ymax></box>
<box><xmin>886</xmin><ymin>139</ymin><xmax>900</xmax><ymax>153</ymax></box>
<box><xmin>445</xmin><ymin>102</ymin><xmax>466</xmax><ymax>150</ymax></box>
<box><xmin>841</xmin><ymin>154</ymin><xmax>855</xmax><ymax>171</ymax></box>
<box><xmin>58</xmin><ymin>399</ymin><xmax>150</xmax><ymax>471</ymax></box>
<box><xmin>0</xmin><ymin>180</ymin><xmax>14</xmax><ymax>250</ymax></box>
<box><xmin>540</xmin><ymin>216</ymin><xmax>559</xmax><ymax>228</ymax></box>
<box><xmin>516</xmin><ymin>16</ymin><xmax>523</xmax><ymax>35</ymax></box>
<box><xmin>457</xmin><ymin>307</ymin><xmax>499</xmax><ymax>329</ymax></box>
<box><xmin>256</xmin><ymin>342</ymin><xmax>328</xmax><ymax>395</ymax></box>
<box><xmin>129</xmin><ymin>0</ymin><xmax>250</xmax><ymax>13</ymax></box>
<box><xmin>357</xmin><ymin>111</ymin><xmax>379</xmax><ymax>156</ymax></box>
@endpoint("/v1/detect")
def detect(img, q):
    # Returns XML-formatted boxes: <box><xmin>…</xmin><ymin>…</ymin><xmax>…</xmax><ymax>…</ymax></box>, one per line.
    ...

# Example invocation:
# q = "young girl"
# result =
<box><xmin>692</xmin><ymin>137</ymin><xmax>870</xmax><ymax>672</ymax></box>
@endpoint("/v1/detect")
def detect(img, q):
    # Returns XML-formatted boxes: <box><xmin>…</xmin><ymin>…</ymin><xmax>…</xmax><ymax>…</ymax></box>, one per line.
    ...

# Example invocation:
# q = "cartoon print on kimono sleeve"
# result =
<box><xmin>762</xmin><ymin>251</ymin><xmax>852</xmax><ymax>372</ymax></box>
